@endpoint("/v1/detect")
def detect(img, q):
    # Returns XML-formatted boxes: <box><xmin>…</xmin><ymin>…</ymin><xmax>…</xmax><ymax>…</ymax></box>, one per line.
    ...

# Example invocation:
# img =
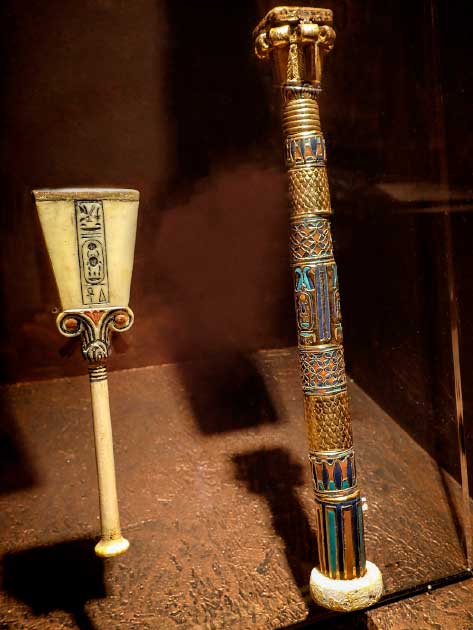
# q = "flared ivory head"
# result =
<box><xmin>33</xmin><ymin>188</ymin><xmax>139</xmax><ymax>311</ymax></box>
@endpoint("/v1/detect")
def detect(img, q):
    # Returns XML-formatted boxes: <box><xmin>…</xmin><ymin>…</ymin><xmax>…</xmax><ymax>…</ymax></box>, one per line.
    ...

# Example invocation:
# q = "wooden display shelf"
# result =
<box><xmin>0</xmin><ymin>348</ymin><xmax>471</xmax><ymax>628</ymax></box>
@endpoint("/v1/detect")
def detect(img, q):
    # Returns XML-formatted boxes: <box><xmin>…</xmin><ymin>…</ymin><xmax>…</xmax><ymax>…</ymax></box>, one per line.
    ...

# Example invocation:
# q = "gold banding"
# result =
<box><xmin>33</xmin><ymin>188</ymin><xmax>139</xmax><ymax>202</ymax></box>
<box><xmin>315</xmin><ymin>489</ymin><xmax>360</xmax><ymax>504</ymax></box>
<box><xmin>310</xmin><ymin>448</ymin><xmax>353</xmax><ymax>458</ymax></box>
<box><xmin>305</xmin><ymin>390</ymin><xmax>353</xmax><ymax>451</ymax></box>
<box><xmin>314</xmin><ymin>487</ymin><xmax>360</xmax><ymax>502</ymax></box>
<box><xmin>283</xmin><ymin>98</ymin><xmax>321</xmax><ymax>136</ymax></box>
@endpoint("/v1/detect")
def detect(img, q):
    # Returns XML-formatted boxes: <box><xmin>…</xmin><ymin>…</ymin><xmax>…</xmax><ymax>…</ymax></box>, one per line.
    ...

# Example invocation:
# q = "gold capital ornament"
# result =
<box><xmin>254</xmin><ymin>7</ymin><xmax>383</xmax><ymax>611</ymax></box>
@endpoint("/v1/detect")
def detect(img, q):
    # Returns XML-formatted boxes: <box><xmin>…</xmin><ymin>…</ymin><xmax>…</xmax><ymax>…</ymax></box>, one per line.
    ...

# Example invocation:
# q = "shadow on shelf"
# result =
<box><xmin>233</xmin><ymin>447</ymin><xmax>317</xmax><ymax>595</ymax></box>
<box><xmin>0</xmin><ymin>390</ymin><xmax>38</xmax><ymax>496</ymax></box>
<box><xmin>180</xmin><ymin>352</ymin><xmax>280</xmax><ymax>434</ymax></box>
<box><xmin>2</xmin><ymin>538</ymin><xmax>106</xmax><ymax>630</ymax></box>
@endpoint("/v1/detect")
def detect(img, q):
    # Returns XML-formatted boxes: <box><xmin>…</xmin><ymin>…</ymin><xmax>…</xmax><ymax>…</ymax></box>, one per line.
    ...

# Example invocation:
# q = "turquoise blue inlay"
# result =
<box><xmin>328</xmin><ymin>480</ymin><xmax>335</xmax><ymax>490</ymax></box>
<box><xmin>303</xmin><ymin>267</ymin><xmax>312</xmax><ymax>289</ymax></box>
<box><xmin>342</xmin><ymin>479</ymin><xmax>350</xmax><ymax>489</ymax></box>
<box><xmin>295</xmin><ymin>266</ymin><xmax>313</xmax><ymax>291</ymax></box>
<box><xmin>318</xmin><ymin>481</ymin><xmax>324</xmax><ymax>490</ymax></box>
<box><xmin>299</xmin><ymin>297</ymin><xmax>310</xmax><ymax>328</ymax></box>
<box><xmin>327</xmin><ymin>509</ymin><xmax>337</xmax><ymax>575</ymax></box>
<box><xmin>317</xmin><ymin>496</ymin><xmax>363</xmax><ymax>579</ymax></box>
<box><xmin>332</xmin><ymin>264</ymin><xmax>338</xmax><ymax>289</ymax></box>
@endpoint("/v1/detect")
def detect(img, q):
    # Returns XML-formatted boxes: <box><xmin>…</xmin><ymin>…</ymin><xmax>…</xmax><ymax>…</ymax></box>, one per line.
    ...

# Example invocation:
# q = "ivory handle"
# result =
<box><xmin>89</xmin><ymin>364</ymin><xmax>129</xmax><ymax>558</ymax></box>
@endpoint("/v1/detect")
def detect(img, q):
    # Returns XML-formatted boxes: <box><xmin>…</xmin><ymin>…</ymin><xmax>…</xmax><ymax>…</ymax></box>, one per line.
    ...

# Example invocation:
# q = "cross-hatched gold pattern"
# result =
<box><xmin>288</xmin><ymin>167</ymin><xmax>331</xmax><ymax>216</ymax></box>
<box><xmin>304</xmin><ymin>390</ymin><xmax>353</xmax><ymax>451</ymax></box>
<box><xmin>290</xmin><ymin>217</ymin><xmax>333</xmax><ymax>261</ymax></box>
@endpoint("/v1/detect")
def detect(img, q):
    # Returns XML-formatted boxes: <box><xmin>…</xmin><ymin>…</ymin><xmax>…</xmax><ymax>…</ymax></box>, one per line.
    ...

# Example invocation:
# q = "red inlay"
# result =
<box><xmin>84</xmin><ymin>310</ymin><xmax>105</xmax><ymax>325</ymax></box>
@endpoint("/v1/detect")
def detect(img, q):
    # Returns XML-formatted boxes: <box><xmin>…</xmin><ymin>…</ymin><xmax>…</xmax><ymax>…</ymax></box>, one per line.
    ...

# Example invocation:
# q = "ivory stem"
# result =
<box><xmin>88</xmin><ymin>364</ymin><xmax>129</xmax><ymax>557</ymax></box>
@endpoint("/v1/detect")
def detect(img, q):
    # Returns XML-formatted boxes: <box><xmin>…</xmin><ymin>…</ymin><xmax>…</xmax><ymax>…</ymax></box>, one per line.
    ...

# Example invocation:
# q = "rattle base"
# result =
<box><xmin>95</xmin><ymin>536</ymin><xmax>130</xmax><ymax>558</ymax></box>
<box><xmin>310</xmin><ymin>560</ymin><xmax>383</xmax><ymax>611</ymax></box>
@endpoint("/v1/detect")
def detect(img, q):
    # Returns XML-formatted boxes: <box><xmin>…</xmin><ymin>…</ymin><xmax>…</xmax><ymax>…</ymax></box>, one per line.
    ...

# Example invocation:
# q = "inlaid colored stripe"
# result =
<box><xmin>347</xmin><ymin>458</ymin><xmax>354</xmax><ymax>486</ymax></box>
<box><xmin>316</xmin><ymin>505</ymin><xmax>327</xmax><ymax>574</ymax></box>
<box><xmin>323</xmin><ymin>268</ymin><xmax>331</xmax><ymax>340</ymax></box>
<box><xmin>334</xmin><ymin>462</ymin><xmax>342</xmax><ymax>489</ymax></box>
<box><xmin>310</xmin><ymin>450</ymin><xmax>357</xmax><ymax>493</ymax></box>
<box><xmin>315</xmin><ymin>266</ymin><xmax>331</xmax><ymax>341</ymax></box>
<box><xmin>337</xmin><ymin>506</ymin><xmax>344</xmax><ymax>577</ymax></box>
<box><xmin>316</xmin><ymin>496</ymin><xmax>367</xmax><ymax>580</ymax></box>
<box><xmin>351</xmin><ymin>500</ymin><xmax>363</xmax><ymax>577</ymax></box>
<box><xmin>327</xmin><ymin>508</ymin><xmax>337</xmax><ymax>577</ymax></box>
<box><xmin>316</xmin><ymin>267</ymin><xmax>324</xmax><ymax>340</ymax></box>
<box><xmin>285</xmin><ymin>134</ymin><xmax>326</xmax><ymax>168</ymax></box>
<box><xmin>321</xmin><ymin>502</ymin><xmax>329</xmax><ymax>573</ymax></box>
<box><xmin>343</xmin><ymin>506</ymin><xmax>355</xmax><ymax>579</ymax></box>
<box><xmin>332</xmin><ymin>264</ymin><xmax>338</xmax><ymax>290</ymax></box>
<box><xmin>358</xmin><ymin>502</ymin><xmax>366</xmax><ymax>575</ymax></box>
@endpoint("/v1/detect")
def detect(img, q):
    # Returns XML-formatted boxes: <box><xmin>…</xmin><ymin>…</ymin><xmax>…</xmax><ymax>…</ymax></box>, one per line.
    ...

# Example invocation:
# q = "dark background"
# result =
<box><xmin>0</xmin><ymin>0</ymin><xmax>472</xmax><ymax>486</ymax></box>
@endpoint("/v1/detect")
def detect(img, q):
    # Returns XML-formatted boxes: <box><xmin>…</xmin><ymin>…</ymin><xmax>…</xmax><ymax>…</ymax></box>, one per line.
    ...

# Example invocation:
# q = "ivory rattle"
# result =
<box><xmin>33</xmin><ymin>188</ymin><xmax>139</xmax><ymax>557</ymax></box>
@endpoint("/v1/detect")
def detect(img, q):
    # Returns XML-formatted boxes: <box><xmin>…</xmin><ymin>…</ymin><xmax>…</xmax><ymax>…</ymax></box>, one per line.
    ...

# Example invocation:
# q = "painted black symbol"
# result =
<box><xmin>75</xmin><ymin>200</ymin><xmax>110</xmax><ymax>306</ymax></box>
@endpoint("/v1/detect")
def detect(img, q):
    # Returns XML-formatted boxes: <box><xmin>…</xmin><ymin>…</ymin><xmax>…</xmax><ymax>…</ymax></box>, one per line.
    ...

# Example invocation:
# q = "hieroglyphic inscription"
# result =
<box><xmin>75</xmin><ymin>200</ymin><xmax>110</xmax><ymax>306</ymax></box>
